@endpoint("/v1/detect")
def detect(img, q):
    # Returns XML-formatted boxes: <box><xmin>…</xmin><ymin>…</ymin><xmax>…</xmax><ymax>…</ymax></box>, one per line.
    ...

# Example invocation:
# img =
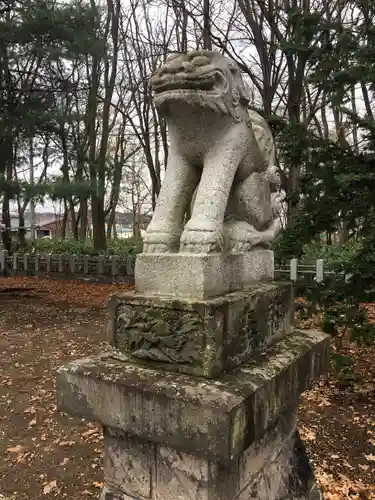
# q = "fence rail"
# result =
<box><xmin>275</xmin><ymin>258</ymin><xmax>348</xmax><ymax>284</ymax></box>
<box><xmin>0</xmin><ymin>250</ymin><xmax>135</xmax><ymax>283</ymax></box>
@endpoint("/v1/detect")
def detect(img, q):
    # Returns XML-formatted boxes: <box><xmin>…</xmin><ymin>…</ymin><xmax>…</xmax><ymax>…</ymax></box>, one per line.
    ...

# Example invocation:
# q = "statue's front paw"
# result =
<box><xmin>179</xmin><ymin>228</ymin><xmax>224</xmax><ymax>254</ymax></box>
<box><xmin>143</xmin><ymin>231</ymin><xmax>180</xmax><ymax>254</ymax></box>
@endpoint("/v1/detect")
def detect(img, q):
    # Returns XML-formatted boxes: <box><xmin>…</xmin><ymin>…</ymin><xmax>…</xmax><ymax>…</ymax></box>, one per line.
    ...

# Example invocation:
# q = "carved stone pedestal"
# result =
<box><xmin>107</xmin><ymin>283</ymin><xmax>294</xmax><ymax>377</ymax></box>
<box><xmin>56</xmin><ymin>254</ymin><xmax>328</xmax><ymax>500</ymax></box>
<box><xmin>57</xmin><ymin>329</ymin><xmax>328</xmax><ymax>500</ymax></box>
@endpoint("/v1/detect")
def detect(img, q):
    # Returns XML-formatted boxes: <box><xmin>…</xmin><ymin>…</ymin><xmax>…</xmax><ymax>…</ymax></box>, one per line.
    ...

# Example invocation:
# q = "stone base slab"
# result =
<box><xmin>57</xmin><ymin>329</ymin><xmax>329</xmax><ymax>465</ymax></box>
<box><xmin>135</xmin><ymin>250</ymin><xmax>274</xmax><ymax>299</ymax></box>
<box><xmin>107</xmin><ymin>283</ymin><xmax>294</xmax><ymax>378</ymax></box>
<box><xmin>98</xmin><ymin>416</ymin><xmax>322</xmax><ymax>500</ymax></box>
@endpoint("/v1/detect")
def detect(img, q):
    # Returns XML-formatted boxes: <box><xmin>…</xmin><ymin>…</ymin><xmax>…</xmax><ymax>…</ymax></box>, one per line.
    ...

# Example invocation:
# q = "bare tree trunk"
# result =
<box><xmin>60</xmin><ymin>123</ymin><xmax>77</xmax><ymax>239</ymax></box>
<box><xmin>361</xmin><ymin>84</ymin><xmax>374</xmax><ymax>119</ymax></box>
<box><xmin>203</xmin><ymin>0</ymin><xmax>211</xmax><ymax>50</ymax></box>
<box><xmin>0</xmin><ymin>31</ymin><xmax>14</xmax><ymax>252</ymax></box>
<box><xmin>351</xmin><ymin>85</ymin><xmax>359</xmax><ymax>154</ymax></box>
<box><xmin>61</xmin><ymin>202</ymin><xmax>68</xmax><ymax>238</ymax></box>
<box><xmin>28</xmin><ymin>134</ymin><xmax>36</xmax><ymax>242</ymax></box>
<box><xmin>106</xmin><ymin>126</ymin><xmax>131</xmax><ymax>239</ymax></box>
<box><xmin>88</xmin><ymin>0</ymin><xmax>121</xmax><ymax>251</ymax></box>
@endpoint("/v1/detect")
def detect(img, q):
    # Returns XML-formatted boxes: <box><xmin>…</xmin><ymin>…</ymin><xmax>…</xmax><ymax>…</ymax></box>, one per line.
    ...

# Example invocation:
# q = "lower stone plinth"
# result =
<box><xmin>57</xmin><ymin>330</ymin><xmax>329</xmax><ymax>499</ymax></box>
<box><xmin>99</xmin><ymin>419</ymin><xmax>321</xmax><ymax>500</ymax></box>
<box><xmin>135</xmin><ymin>250</ymin><xmax>274</xmax><ymax>300</ymax></box>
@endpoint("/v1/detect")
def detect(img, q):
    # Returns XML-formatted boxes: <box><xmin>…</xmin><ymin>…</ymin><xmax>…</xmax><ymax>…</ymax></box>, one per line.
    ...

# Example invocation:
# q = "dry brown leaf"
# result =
<box><xmin>81</xmin><ymin>428</ymin><xmax>98</xmax><ymax>438</ymax></box>
<box><xmin>325</xmin><ymin>493</ymin><xmax>341</xmax><ymax>500</ymax></box>
<box><xmin>16</xmin><ymin>452</ymin><xmax>30</xmax><ymax>464</ymax></box>
<box><xmin>359</xmin><ymin>464</ymin><xmax>370</xmax><ymax>471</ymax></box>
<box><xmin>318</xmin><ymin>397</ymin><xmax>331</xmax><ymax>407</ymax></box>
<box><xmin>6</xmin><ymin>445</ymin><xmax>24</xmax><ymax>454</ymax></box>
<box><xmin>301</xmin><ymin>428</ymin><xmax>316</xmax><ymax>442</ymax></box>
<box><xmin>23</xmin><ymin>406</ymin><xmax>36</xmax><ymax>414</ymax></box>
<box><xmin>43</xmin><ymin>480</ymin><xmax>58</xmax><ymax>495</ymax></box>
<box><xmin>58</xmin><ymin>440</ymin><xmax>75</xmax><ymax>447</ymax></box>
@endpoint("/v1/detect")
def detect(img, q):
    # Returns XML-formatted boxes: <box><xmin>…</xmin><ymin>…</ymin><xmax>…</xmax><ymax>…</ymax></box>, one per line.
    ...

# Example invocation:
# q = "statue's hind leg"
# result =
<box><xmin>224</xmin><ymin>172</ymin><xmax>282</xmax><ymax>251</ymax></box>
<box><xmin>229</xmin><ymin>172</ymin><xmax>273</xmax><ymax>230</ymax></box>
<box><xmin>223</xmin><ymin>218</ymin><xmax>282</xmax><ymax>252</ymax></box>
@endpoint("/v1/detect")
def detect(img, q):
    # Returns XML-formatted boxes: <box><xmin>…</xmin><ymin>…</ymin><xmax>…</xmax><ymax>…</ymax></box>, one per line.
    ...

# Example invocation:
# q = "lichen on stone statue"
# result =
<box><xmin>143</xmin><ymin>50</ymin><xmax>284</xmax><ymax>254</ymax></box>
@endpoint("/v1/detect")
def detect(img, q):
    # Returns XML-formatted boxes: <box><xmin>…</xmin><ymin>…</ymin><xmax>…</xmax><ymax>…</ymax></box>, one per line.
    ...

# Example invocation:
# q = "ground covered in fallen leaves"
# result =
<box><xmin>0</xmin><ymin>276</ymin><xmax>374</xmax><ymax>499</ymax></box>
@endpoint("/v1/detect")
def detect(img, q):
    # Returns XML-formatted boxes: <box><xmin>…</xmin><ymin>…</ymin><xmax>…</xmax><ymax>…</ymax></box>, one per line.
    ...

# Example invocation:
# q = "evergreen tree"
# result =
<box><xmin>0</xmin><ymin>0</ymin><xmax>97</xmax><ymax>249</ymax></box>
<box><xmin>276</xmin><ymin>0</ymin><xmax>375</xmax><ymax>268</ymax></box>
<box><xmin>275</xmin><ymin>0</ymin><xmax>375</xmax><ymax>341</ymax></box>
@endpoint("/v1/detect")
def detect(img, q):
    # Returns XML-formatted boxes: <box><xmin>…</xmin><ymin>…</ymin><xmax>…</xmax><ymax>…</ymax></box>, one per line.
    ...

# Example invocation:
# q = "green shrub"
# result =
<box><xmin>301</xmin><ymin>239</ymin><xmax>362</xmax><ymax>269</ymax></box>
<box><xmin>29</xmin><ymin>237</ymin><xmax>143</xmax><ymax>257</ymax></box>
<box><xmin>283</xmin><ymin>238</ymin><xmax>375</xmax><ymax>346</ymax></box>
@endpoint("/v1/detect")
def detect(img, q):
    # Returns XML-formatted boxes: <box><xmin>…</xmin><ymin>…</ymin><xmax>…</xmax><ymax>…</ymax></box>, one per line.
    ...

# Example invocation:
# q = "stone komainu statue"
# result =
<box><xmin>143</xmin><ymin>50</ymin><xmax>284</xmax><ymax>254</ymax></box>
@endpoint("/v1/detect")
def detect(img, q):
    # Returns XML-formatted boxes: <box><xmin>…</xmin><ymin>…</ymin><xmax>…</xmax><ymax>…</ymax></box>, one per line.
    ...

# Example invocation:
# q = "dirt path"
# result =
<box><xmin>0</xmin><ymin>277</ymin><xmax>374</xmax><ymax>499</ymax></box>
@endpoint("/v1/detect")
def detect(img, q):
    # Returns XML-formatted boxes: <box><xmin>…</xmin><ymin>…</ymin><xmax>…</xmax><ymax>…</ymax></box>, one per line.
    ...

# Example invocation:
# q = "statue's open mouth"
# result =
<box><xmin>152</xmin><ymin>71</ymin><xmax>226</xmax><ymax>95</ymax></box>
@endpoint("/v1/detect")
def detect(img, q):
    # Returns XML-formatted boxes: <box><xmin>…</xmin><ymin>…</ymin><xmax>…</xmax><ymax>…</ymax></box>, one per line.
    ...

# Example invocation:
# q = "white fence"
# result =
<box><xmin>0</xmin><ymin>250</ymin><xmax>347</xmax><ymax>284</ymax></box>
<box><xmin>0</xmin><ymin>249</ymin><xmax>135</xmax><ymax>283</ymax></box>
<box><xmin>276</xmin><ymin>258</ymin><xmax>348</xmax><ymax>283</ymax></box>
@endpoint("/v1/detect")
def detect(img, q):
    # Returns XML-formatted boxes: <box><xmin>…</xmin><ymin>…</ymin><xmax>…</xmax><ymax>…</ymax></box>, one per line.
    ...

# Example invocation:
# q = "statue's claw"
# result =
<box><xmin>143</xmin><ymin>243</ymin><xmax>170</xmax><ymax>253</ymax></box>
<box><xmin>179</xmin><ymin>229</ymin><xmax>224</xmax><ymax>254</ymax></box>
<box><xmin>142</xmin><ymin>231</ymin><xmax>181</xmax><ymax>254</ymax></box>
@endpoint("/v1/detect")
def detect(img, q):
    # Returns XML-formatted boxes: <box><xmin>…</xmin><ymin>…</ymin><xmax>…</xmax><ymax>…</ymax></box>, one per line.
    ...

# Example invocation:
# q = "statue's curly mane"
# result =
<box><xmin>248</xmin><ymin>108</ymin><xmax>276</xmax><ymax>168</ymax></box>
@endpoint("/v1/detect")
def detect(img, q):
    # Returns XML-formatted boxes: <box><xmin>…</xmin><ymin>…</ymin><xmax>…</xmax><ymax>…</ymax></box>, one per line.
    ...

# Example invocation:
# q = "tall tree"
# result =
<box><xmin>0</xmin><ymin>0</ymin><xmax>98</xmax><ymax>249</ymax></box>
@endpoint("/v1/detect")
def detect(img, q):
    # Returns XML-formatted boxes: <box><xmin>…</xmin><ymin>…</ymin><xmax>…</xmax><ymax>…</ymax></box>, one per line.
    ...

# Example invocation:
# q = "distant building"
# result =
<box><xmin>3</xmin><ymin>214</ymin><xmax>70</xmax><ymax>240</ymax></box>
<box><xmin>3</xmin><ymin>211</ymin><xmax>151</xmax><ymax>241</ymax></box>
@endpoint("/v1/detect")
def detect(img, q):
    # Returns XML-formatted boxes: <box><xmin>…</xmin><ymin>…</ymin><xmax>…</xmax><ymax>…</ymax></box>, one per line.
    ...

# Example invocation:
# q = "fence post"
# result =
<box><xmin>0</xmin><ymin>249</ymin><xmax>8</xmax><ymax>275</ymax></box>
<box><xmin>13</xmin><ymin>253</ymin><xmax>18</xmax><ymax>271</ymax></box>
<box><xmin>34</xmin><ymin>252</ymin><xmax>40</xmax><ymax>273</ymax></box>
<box><xmin>58</xmin><ymin>254</ymin><xmax>64</xmax><ymax>274</ymax></box>
<box><xmin>24</xmin><ymin>253</ymin><xmax>29</xmax><ymax>273</ymax></box>
<box><xmin>97</xmin><ymin>255</ymin><xmax>104</xmax><ymax>275</ymax></box>
<box><xmin>83</xmin><ymin>255</ymin><xmax>89</xmax><ymax>274</ymax></box>
<box><xmin>46</xmin><ymin>253</ymin><xmax>52</xmax><ymax>273</ymax></box>
<box><xmin>125</xmin><ymin>255</ymin><xmax>136</xmax><ymax>278</ymax></box>
<box><xmin>111</xmin><ymin>255</ymin><xmax>118</xmax><ymax>277</ymax></box>
<box><xmin>70</xmin><ymin>254</ymin><xmax>76</xmax><ymax>274</ymax></box>
<box><xmin>316</xmin><ymin>259</ymin><xmax>324</xmax><ymax>283</ymax></box>
<box><xmin>290</xmin><ymin>258</ymin><xmax>298</xmax><ymax>282</ymax></box>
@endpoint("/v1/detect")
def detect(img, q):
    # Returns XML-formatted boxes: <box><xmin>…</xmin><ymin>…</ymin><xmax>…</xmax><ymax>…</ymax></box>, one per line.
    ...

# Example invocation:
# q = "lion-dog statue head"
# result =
<box><xmin>151</xmin><ymin>51</ymin><xmax>251</xmax><ymax>124</ymax></box>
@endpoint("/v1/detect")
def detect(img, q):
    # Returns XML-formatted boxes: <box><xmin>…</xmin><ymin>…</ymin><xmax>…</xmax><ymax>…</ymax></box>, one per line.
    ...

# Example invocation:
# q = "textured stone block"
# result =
<box><xmin>107</xmin><ymin>283</ymin><xmax>294</xmax><ymax>378</ymax></box>
<box><xmin>56</xmin><ymin>329</ymin><xmax>329</xmax><ymax>465</ymax></box>
<box><xmin>237</xmin><ymin>405</ymin><xmax>297</xmax><ymax>491</ymax></box>
<box><xmin>156</xmin><ymin>446</ymin><xmax>210</xmax><ymax>500</ymax></box>
<box><xmin>98</xmin><ymin>410</ymin><xmax>321</xmax><ymax>500</ymax></box>
<box><xmin>103</xmin><ymin>428</ymin><xmax>154</xmax><ymax>498</ymax></box>
<box><xmin>135</xmin><ymin>250</ymin><xmax>274</xmax><ymax>300</ymax></box>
